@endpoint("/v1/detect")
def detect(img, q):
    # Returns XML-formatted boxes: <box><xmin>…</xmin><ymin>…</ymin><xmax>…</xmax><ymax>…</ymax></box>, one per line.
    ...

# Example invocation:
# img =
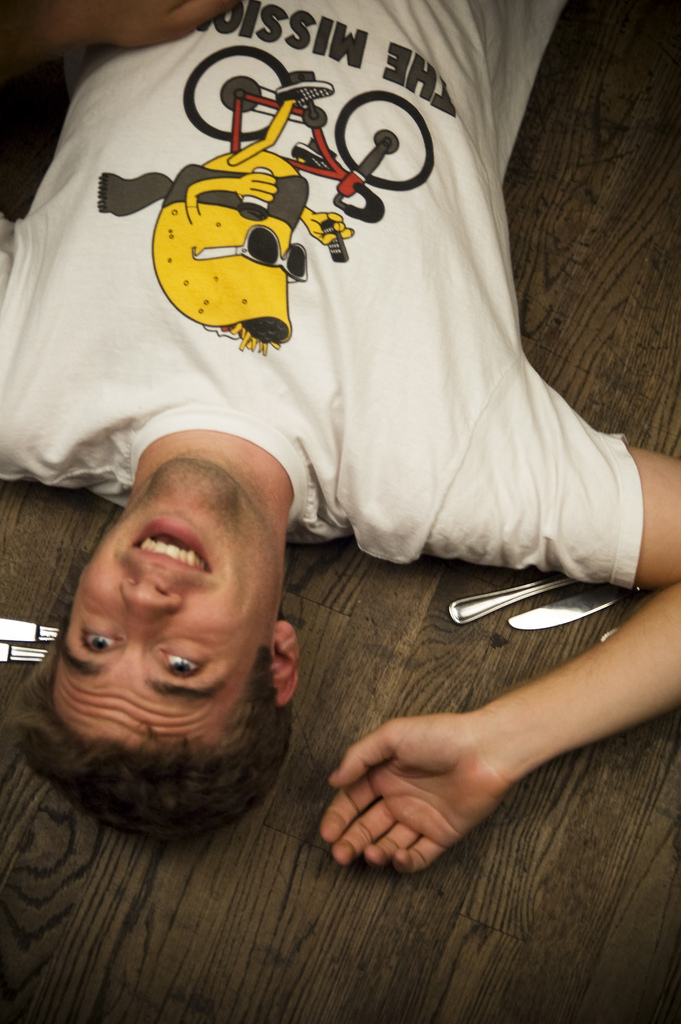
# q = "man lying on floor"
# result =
<box><xmin>4</xmin><ymin>0</ymin><xmax>681</xmax><ymax>864</ymax></box>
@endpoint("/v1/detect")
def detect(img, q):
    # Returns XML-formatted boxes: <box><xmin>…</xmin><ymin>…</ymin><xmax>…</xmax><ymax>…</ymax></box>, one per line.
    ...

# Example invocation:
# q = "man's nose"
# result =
<box><xmin>120</xmin><ymin>576</ymin><xmax>183</xmax><ymax>615</ymax></box>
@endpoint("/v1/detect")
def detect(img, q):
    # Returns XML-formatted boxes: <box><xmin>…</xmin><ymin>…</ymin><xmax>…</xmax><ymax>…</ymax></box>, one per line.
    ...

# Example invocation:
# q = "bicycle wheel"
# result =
<box><xmin>335</xmin><ymin>90</ymin><xmax>433</xmax><ymax>191</ymax></box>
<box><xmin>184</xmin><ymin>46</ymin><xmax>291</xmax><ymax>142</ymax></box>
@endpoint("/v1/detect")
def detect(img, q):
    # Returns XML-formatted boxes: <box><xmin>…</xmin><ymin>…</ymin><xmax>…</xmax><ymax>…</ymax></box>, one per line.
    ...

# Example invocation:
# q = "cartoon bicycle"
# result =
<box><xmin>98</xmin><ymin>45</ymin><xmax>434</xmax><ymax>354</ymax></box>
<box><xmin>184</xmin><ymin>45</ymin><xmax>435</xmax><ymax>246</ymax></box>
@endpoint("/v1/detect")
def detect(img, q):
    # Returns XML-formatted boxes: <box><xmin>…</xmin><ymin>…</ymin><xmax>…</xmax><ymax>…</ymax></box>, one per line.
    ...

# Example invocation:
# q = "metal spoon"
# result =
<box><xmin>449</xmin><ymin>575</ymin><xmax>575</xmax><ymax>624</ymax></box>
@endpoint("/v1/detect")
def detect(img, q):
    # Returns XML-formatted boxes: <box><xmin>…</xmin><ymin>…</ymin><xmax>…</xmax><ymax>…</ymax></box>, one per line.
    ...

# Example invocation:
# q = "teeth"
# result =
<box><xmin>140</xmin><ymin>537</ymin><xmax>207</xmax><ymax>570</ymax></box>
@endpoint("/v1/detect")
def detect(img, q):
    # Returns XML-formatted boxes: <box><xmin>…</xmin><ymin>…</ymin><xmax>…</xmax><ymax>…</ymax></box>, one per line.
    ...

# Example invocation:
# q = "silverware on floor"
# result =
<box><xmin>449</xmin><ymin>574</ymin><xmax>574</xmax><ymax>624</ymax></box>
<box><xmin>0</xmin><ymin>643</ymin><xmax>49</xmax><ymax>663</ymax></box>
<box><xmin>508</xmin><ymin>584</ymin><xmax>629</xmax><ymax>630</ymax></box>
<box><xmin>0</xmin><ymin>617</ymin><xmax>58</xmax><ymax>643</ymax></box>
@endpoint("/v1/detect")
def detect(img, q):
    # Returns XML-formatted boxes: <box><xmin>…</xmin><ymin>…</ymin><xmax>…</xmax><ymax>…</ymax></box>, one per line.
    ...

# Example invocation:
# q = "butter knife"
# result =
<box><xmin>508</xmin><ymin>584</ymin><xmax>630</xmax><ymax>630</ymax></box>
<box><xmin>0</xmin><ymin>617</ymin><xmax>59</xmax><ymax>643</ymax></box>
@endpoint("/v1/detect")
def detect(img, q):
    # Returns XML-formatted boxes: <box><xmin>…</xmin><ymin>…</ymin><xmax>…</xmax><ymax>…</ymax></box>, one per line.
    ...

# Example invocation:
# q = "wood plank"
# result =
<box><xmin>574</xmin><ymin>808</ymin><xmax>681</xmax><ymax>1024</ymax></box>
<box><xmin>0</xmin><ymin>780</ymin><xmax>102</xmax><ymax>1022</ymax></box>
<box><xmin>506</xmin><ymin>0</ymin><xmax>681</xmax><ymax>447</ymax></box>
<box><xmin>12</xmin><ymin>819</ymin><xmax>520</xmax><ymax>1024</ymax></box>
<box><xmin>284</xmin><ymin>538</ymin><xmax>377</xmax><ymax>616</ymax></box>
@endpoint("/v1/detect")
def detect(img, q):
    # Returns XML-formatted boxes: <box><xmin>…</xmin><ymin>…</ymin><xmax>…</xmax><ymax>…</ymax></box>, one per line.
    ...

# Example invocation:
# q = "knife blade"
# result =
<box><xmin>0</xmin><ymin>617</ymin><xmax>59</xmax><ymax>643</ymax></box>
<box><xmin>508</xmin><ymin>584</ymin><xmax>629</xmax><ymax>630</ymax></box>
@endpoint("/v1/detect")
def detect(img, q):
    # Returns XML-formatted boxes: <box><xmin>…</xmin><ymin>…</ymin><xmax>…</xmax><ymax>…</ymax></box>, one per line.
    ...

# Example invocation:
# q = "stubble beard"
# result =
<box><xmin>122</xmin><ymin>457</ymin><xmax>255</xmax><ymax>537</ymax></box>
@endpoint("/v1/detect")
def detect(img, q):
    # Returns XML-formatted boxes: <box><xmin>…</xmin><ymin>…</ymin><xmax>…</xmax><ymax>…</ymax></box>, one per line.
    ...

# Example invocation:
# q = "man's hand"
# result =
<box><xmin>319</xmin><ymin>714</ymin><xmax>512</xmax><ymax>873</ymax></box>
<box><xmin>1</xmin><ymin>0</ymin><xmax>240</xmax><ymax>83</ymax></box>
<box><xmin>46</xmin><ymin>0</ymin><xmax>242</xmax><ymax>50</ymax></box>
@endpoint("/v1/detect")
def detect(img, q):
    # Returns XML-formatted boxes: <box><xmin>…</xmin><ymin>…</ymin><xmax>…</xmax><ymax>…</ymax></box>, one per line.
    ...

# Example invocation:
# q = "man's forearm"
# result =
<box><xmin>0</xmin><ymin>0</ymin><xmax>243</xmax><ymax>86</ymax></box>
<box><xmin>474</xmin><ymin>581</ymin><xmax>681</xmax><ymax>784</ymax></box>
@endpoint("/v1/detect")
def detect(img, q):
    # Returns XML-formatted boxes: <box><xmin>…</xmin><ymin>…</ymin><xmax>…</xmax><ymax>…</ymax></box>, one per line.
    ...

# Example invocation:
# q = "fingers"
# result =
<box><xmin>318</xmin><ymin>792</ymin><xmax>358</xmax><ymax>846</ymax></box>
<box><xmin>344</xmin><ymin>819</ymin><xmax>446</xmax><ymax>874</ymax></box>
<box><xmin>167</xmin><ymin>0</ymin><xmax>241</xmax><ymax>35</ymax></box>
<box><xmin>321</xmin><ymin>794</ymin><xmax>448</xmax><ymax>873</ymax></box>
<box><xmin>391</xmin><ymin>837</ymin><xmax>448</xmax><ymax>874</ymax></box>
<box><xmin>322</xmin><ymin>719</ymin><xmax>458</xmax><ymax>873</ymax></box>
<box><xmin>104</xmin><ymin>0</ymin><xmax>243</xmax><ymax>48</ymax></box>
<box><xmin>328</xmin><ymin>720</ymin><xmax>405</xmax><ymax>788</ymax></box>
<box><xmin>319</xmin><ymin>776</ymin><xmax>383</xmax><ymax>843</ymax></box>
<box><xmin>322</xmin><ymin>792</ymin><xmax>400</xmax><ymax>865</ymax></box>
<box><xmin>330</xmin><ymin>818</ymin><xmax>402</xmax><ymax>867</ymax></box>
<box><xmin>362</xmin><ymin>822</ymin><xmax>421</xmax><ymax>866</ymax></box>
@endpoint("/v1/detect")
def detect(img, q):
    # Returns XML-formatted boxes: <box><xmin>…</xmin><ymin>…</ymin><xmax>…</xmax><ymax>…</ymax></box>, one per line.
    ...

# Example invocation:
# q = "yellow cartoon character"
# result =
<box><xmin>98</xmin><ymin>89</ymin><xmax>353</xmax><ymax>354</ymax></box>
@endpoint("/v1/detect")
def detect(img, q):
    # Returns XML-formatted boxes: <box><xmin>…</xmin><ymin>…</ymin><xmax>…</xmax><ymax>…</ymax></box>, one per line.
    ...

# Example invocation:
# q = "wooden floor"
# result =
<box><xmin>1</xmin><ymin>1</ymin><xmax>680</xmax><ymax>1021</ymax></box>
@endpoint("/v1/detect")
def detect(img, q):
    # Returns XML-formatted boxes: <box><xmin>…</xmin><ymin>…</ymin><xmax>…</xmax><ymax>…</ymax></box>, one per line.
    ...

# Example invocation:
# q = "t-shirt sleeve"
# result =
<box><xmin>426</xmin><ymin>358</ymin><xmax>644</xmax><ymax>587</ymax></box>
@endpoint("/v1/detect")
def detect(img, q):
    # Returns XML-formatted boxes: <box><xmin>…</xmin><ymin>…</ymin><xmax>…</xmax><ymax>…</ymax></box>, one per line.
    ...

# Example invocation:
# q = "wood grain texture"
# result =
<box><xmin>1</xmin><ymin>1</ymin><xmax>681</xmax><ymax>1021</ymax></box>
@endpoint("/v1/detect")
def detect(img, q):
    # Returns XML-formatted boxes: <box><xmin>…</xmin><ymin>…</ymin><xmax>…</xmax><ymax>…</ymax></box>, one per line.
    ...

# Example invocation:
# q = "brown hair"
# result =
<box><xmin>13</xmin><ymin>640</ymin><xmax>291</xmax><ymax>840</ymax></box>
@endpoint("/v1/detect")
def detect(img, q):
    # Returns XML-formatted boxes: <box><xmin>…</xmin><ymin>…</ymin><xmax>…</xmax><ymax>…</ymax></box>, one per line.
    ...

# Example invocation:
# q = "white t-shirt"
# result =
<box><xmin>0</xmin><ymin>0</ymin><xmax>643</xmax><ymax>585</ymax></box>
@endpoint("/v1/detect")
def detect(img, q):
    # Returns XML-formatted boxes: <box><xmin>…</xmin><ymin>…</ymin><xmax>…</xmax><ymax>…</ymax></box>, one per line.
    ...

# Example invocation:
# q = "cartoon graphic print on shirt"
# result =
<box><xmin>98</xmin><ymin>44</ymin><xmax>435</xmax><ymax>355</ymax></box>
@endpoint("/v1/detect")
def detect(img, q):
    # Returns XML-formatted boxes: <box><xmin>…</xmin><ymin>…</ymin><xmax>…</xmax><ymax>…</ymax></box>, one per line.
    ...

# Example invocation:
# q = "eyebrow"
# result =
<box><xmin>62</xmin><ymin>644</ymin><xmax>223</xmax><ymax>700</ymax></box>
<box><xmin>62</xmin><ymin>644</ymin><xmax>101</xmax><ymax>676</ymax></box>
<box><xmin>149</xmin><ymin>680</ymin><xmax>223</xmax><ymax>700</ymax></box>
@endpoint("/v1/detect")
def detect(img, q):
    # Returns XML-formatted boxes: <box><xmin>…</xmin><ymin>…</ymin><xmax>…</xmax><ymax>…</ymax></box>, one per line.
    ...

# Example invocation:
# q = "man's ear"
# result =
<box><xmin>271</xmin><ymin>620</ymin><xmax>299</xmax><ymax>706</ymax></box>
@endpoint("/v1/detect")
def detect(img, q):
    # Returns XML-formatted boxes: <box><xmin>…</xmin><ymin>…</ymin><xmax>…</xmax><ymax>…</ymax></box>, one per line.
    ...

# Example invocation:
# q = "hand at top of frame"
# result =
<box><xmin>45</xmin><ymin>0</ymin><xmax>241</xmax><ymax>49</ymax></box>
<box><xmin>1</xmin><ymin>0</ymin><xmax>240</xmax><ymax>82</ymax></box>
<box><xmin>319</xmin><ymin>713</ymin><xmax>512</xmax><ymax>874</ymax></box>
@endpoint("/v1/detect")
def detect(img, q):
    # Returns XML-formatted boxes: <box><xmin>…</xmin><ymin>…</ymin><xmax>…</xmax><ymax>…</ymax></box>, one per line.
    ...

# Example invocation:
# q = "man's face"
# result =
<box><xmin>53</xmin><ymin>459</ymin><xmax>286</xmax><ymax>747</ymax></box>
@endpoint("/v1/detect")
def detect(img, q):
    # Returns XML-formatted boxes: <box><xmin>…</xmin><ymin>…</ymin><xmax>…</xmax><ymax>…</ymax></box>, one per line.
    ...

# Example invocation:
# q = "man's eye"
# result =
<box><xmin>168</xmin><ymin>655</ymin><xmax>198</xmax><ymax>676</ymax></box>
<box><xmin>84</xmin><ymin>633</ymin><xmax>115</xmax><ymax>651</ymax></box>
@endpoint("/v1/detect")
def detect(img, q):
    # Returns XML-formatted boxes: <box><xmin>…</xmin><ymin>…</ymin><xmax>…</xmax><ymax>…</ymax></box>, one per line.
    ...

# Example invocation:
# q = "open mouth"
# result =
<box><xmin>134</xmin><ymin>519</ymin><xmax>211</xmax><ymax>571</ymax></box>
<box><xmin>139</xmin><ymin>536</ymin><xmax>209</xmax><ymax>570</ymax></box>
